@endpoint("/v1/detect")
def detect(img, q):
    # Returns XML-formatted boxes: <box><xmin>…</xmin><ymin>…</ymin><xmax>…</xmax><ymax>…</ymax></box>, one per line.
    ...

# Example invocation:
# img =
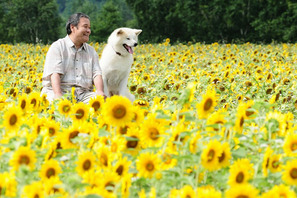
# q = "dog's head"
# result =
<box><xmin>108</xmin><ymin>28</ymin><xmax>142</xmax><ymax>55</ymax></box>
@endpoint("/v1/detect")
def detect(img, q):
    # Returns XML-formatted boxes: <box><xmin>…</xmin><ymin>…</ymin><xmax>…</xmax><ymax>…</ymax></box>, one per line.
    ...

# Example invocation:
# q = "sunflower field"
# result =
<box><xmin>1</xmin><ymin>40</ymin><xmax>297</xmax><ymax>198</ymax></box>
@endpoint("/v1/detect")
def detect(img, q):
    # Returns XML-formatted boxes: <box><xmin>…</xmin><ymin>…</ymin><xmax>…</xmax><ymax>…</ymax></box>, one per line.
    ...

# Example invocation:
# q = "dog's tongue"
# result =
<box><xmin>127</xmin><ymin>46</ymin><xmax>133</xmax><ymax>54</ymax></box>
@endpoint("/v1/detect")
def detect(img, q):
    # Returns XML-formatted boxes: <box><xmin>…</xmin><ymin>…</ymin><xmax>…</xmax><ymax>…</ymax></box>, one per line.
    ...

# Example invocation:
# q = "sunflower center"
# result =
<box><xmin>31</xmin><ymin>99</ymin><xmax>37</xmax><ymax>107</ymax></box>
<box><xmin>19</xmin><ymin>155</ymin><xmax>30</xmax><ymax>165</ymax></box>
<box><xmin>245</xmin><ymin>108</ymin><xmax>254</xmax><ymax>117</ymax></box>
<box><xmin>272</xmin><ymin>160</ymin><xmax>279</xmax><ymax>169</ymax></box>
<box><xmin>204</xmin><ymin>98</ymin><xmax>213</xmax><ymax>111</ymax></box>
<box><xmin>105</xmin><ymin>182</ymin><xmax>115</xmax><ymax>192</ymax></box>
<box><xmin>21</xmin><ymin>100</ymin><xmax>26</xmax><ymax>109</ymax></box>
<box><xmin>34</xmin><ymin>194</ymin><xmax>40</xmax><ymax>198</ymax></box>
<box><xmin>75</xmin><ymin>109</ymin><xmax>85</xmax><ymax>119</ymax></box>
<box><xmin>236</xmin><ymin>172</ymin><xmax>244</xmax><ymax>183</ymax></box>
<box><xmin>291</xmin><ymin>142</ymin><xmax>297</xmax><ymax>151</ymax></box>
<box><xmin>236</xmin><ymin>196</ymin><xmax>248</xmax><ymax>198</ymax></box>
<box><xmin>149</xmin><ymin>128</ymin><xmax>159</xmax><ymax>140</ymax></box>
<box><xmin>290</xmin><ymin>168</ymin><xmax>297</xmax><ymax>179</ymax></box>
<box><xmin>92</xmin><ymin>101</ymin><xmax>100</xmax><ymax>111</ymax></box>
<box><xmin>69</xmin><ymin>131</ymin><xmax>79</xmax><ymax>142</ymax></box>
<box><xmin>63</xmin><ymin>105</ymin><xmax>70</xmax><ymax>113</ymax></box>
<box><xmin>207</xmin><ymin>149</ymin><xmax>215</xmax><ymax>162</ymax></box>
<box><xmin>116</xmin><ymin>165</ymin><xmax>124</xmax><ymax>176</ymax></box>
<box><xmin>9</xmin><ymin>114</ymin><xmax>17</xmax><ymax>126</ymax></box>
<box><xmin>83</xmin><ymin>159</ymin><xmax>91</xmax><ymax>170</ymax></box>
<box><xmin>218</xmin><ymin>152</ymin><xmax>225</xmax><ymax>163</ymax></box>
<box><xmin>49</xmin><ymin>127</ymin><xmax>55</xmax><ymax>136</ymax></box>
<box><xmin>127</xmin><ymin>136</ymin><xmax>138</xmax><ymax>148</ymax></box>
<box><xmin>119</xmin><ymin>126</ymin><xmax>128</xmax><ymax>135</ymax></box>
<box><xmin>46</xmin><ymin>168</ymin><xmax>56</xmax><ymax>178</ymax></box>
<box><xmin>240</xmin><ymin>116</ymin><xmax>244</xmax><ymax>127</ymax></box>
<box><xmin>146</xmin><ymin>161</ymin><xmax>155</xmax><ymax>171</ymax></box>
<box><xmin>100</xmin><ymin>154</ymin><xmax>108</xmax><ymax>166</ymax></box>
<box><xmin>112</xmin><ymin>104</ymin><xmax>126</xmax><ymax>119</ymax></box>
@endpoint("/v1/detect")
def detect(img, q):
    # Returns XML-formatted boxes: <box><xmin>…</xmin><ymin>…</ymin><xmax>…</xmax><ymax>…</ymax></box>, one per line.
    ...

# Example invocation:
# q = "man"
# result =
<box><xmin>41</xmin><ymin>13</ymin><xmax>105</xmax><ymax>104</ymax></box>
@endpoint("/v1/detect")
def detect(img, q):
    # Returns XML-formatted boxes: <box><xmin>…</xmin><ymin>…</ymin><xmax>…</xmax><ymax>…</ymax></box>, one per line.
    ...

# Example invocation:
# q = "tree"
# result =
<box><xmin>3</xmin><ymin>0</ymin><xmax>61</xmax><ymax>44</ymax></box>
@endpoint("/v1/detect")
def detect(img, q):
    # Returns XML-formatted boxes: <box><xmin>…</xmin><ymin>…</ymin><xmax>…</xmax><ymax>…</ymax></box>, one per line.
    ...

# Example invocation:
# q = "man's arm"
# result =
<box><xmin>51</xmin><ymin>73</ymin><xmax>63</xmax><ymax>99</ymax></box>
<box><xmin>94</xmin><ymin>75</ymin><xmax>106</xmax><ymax>97</ymax></box>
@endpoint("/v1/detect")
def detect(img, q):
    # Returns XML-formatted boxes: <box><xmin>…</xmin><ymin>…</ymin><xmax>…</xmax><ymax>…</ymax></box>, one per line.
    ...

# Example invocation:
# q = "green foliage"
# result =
<box><xmin>0</xmin><ymin>0</ymin><xmax>61</xmax><ymax>44</ymax></box>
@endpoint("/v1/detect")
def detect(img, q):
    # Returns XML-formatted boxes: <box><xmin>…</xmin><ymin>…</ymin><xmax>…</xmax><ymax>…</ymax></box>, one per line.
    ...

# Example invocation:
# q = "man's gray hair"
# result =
<box><xmin>66</xmin><ymin>13</ymin><xmax>90</xmax><ymax>35</ymax></box>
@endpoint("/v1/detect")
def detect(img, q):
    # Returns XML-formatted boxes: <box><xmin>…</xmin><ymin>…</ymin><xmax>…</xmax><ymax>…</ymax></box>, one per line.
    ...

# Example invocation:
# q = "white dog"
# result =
<box><xmin>99</xmin><ymin>27</ymin><xmax>142</xmax><ymax>102</ymax></box>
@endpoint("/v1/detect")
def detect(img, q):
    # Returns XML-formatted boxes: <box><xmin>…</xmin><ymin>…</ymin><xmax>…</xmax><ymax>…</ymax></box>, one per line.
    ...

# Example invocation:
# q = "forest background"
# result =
<box><xmin>0</xmin><ymin>0</ymin><xmax>297</xmax><ymax>44</ymax></box>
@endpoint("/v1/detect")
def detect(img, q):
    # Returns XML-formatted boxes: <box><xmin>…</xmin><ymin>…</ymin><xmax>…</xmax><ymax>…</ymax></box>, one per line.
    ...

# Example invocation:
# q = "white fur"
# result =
<box><xmin>99</xmin><ymin>27</ymin><xmax>142</xmax><ymax>102</ymax></box>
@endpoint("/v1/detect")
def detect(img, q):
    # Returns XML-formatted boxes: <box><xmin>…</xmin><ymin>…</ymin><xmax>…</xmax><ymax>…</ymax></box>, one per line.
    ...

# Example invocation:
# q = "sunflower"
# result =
<box><xmin>131</xmin><ymin>105</ymin><xmax>145</xmax><ymax>124</ymax></box>
<box><xmin>43</xmin><ymin>119</ymin><xmax>60</xmax><ymax>137</ymax></box>
<box><xmin>262</xmin><ymin>184</ymin><xmax>296</xmax><ymax>198</ymax></box>
<box><xmin>218</xmin><ymin>142</ymin><xmax>231</xmax><ymax>168</ymax></box>
<box><xmin>123</xmin><ymin>128</ymin><xmax>142</xmax><ymax>156</ymax></box>
<box><xmin>121</xmin><ymin>173</ymin><xmax>132</xmax><ymax>198</ymax></box>
<box><xmin>60</xmin><ymin>123</ymin><xmax>86</xmax><ymax>149</ymax></box>
<box><xmin>39</xmin><ymin>159</ymin><xmax>62</xmax><ymax>180</ymax></box>
<box><xmin>225</xmin><ymin>184</ymin><xmax>258</xmax><ymax>198</ymax></box>
<box><xmin>201</xmin><ymin>139</ymin><xmax>222</xmax><ymax>171</ymax></box>
<box><xmin>265</xmin><ymin>111</ymin><xmax>286</xmax><ymax>137</ymax></box>
<box><xmin>10</xmin><ymin>146</ymin><xmax>37</xmax><ymax>170</ymax></box>
<box><xmin>206</xmin><ymin>109</ymin><xmax>226</xmax><ymax>133</ymax></box>
<box><xmin>98</xmin><ymin>171</ymin><xmax>120</xmax><ymax>196</ymax></box>
<box><xmin>76</xmin><ymin>150</ymin><xmax>96</xmax><ymax>177</ymax></box>
<box><xmin>89</xmin><ymin>95</ymin><xmax>105</xmax><ymax>115</ymax></box>
<box><xmin>21</xmin><ymin>181</ymin><xmax>45</xmax><ymax>198</ymax></box>
<box><xmin>283</xmin><ymin>133</ymin><xmax>297</xmax><ymax>157</ymax></box>
<box><xmin>70</xmin><ymin>102</ymin><xmax>89</xmax><ymax>122</ymax></box>
<box><xmin>197</xmin><ymin>187</ymin><xmax>222</xmax><ymax>198</ymax></box>
<box><xmin>113</xmin><ymin>157</ymin><xmax>131</xmax><ymax>178</ymax></box>
<box><xmin>179</xmin><ymin>185</ymin><xmax>196</xmax><ymax>198</ymax></box>
<box><xmin>3</xmin><ymin>106</ymin><xmax>23</xmax><ymax>132</ymax></box>
<box><xmin>18</xmin><ymin>94</ymin><xmax>29</xmax><ymax>113</ymax></box>
<box><xmin>28</xmin><ymin>91</ymin><xmax>41</xmax><ymax>112</ymax></box>
<box><xmin>167</xmin><ymin>122</ymin><xmax>189</xmax><ymax>152</ymax></box>
<box><xmin>133</xmin><ymin>99</ymin><xmax>149</xmax><ymax>107</ymax></box>
<box><xmin>57</xmin><ymin>99</ymin><xmax>72</xmax><ymax>117</ymax></box>
<box><xmin>234</xmin><ymin>110</ymin><xmax>245</xmax><ymax>134</ymax></box>
<box><xmin>0</xmin><ymin>171</ymin><xmax>17</xmax><ymax>197</ymax></box>
<box><xmin>196</xmin><ymin>88</ymin><xmax>217</xmax><ymax>119</ymax></box>
<box><xmin>102</xmin><ymin>95</ymin><xmax>134</xmax><ymax>127</ymax></box>
<box><xmin>140</xmin><ymin>118</ymin><xmax>166</xmax><ymax>148</ymax></box>
<box><xmin>136</xmin><ymin>152</ymin><xmax>161</xmax><ymax>178</ymax></box>
<box><xmin>95</xmin><ymin>145</ymin><xmax>112</xmax><ymax>169</ymax></box>
<box><xmin>269</xmin><ymin>154</ymin><xmax>282</xmax><ymax>173</ymax></box>
<box><xmin>262</xmin><ymin>146</ymin><xmax>273</xmax><ymax>177</ymax></box>
<box><xmin>228</xmin><ymin>158</ymin><xmax>254</xmax><ymax>186</ymax></box>
<box><xmin>110</xmin><ymin>135</ymin><xmax>125</xmax><ymax>157</ymax></box>
<box><xmin>44</xmin><ymin>177</ymin><xmax>67</xmax><ymax>196</ymax></box>
<box><xmin>158</xmin><ymin>148</ymin><xmax>177</xmax><ymax>170</ymax></box>
<box><xmin>282</xmin><ymin>159</ymin><xmax>297</xmax><ymax>185</ymax></box>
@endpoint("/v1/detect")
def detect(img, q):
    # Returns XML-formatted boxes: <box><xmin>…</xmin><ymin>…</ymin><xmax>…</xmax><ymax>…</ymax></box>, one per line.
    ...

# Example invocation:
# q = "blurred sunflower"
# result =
<box><xmin>261</xmin><ymin>184</ymin><xmax>296</xmax><ymax>198</ymax></box>
<box><xmin>269</xmin><ymin>154</ymin><xmax>282</xmax><ymax>173</ymax></box>
<box><xmin>180</xmin><ymin>185</ymin><xmax>196</xmax><ymax>198</ymax></box>
<box><xmin>228</xmin><ymin>158</ymin><xmax>254</xmax><ymax>186</ymax></box>
<box><xmin>282</xmin><ymin>159</ymin><xmax>297</xmax><ymax>185</ymax></box>
<box><xmin>21</xmin><ymin>181</ymin><xmax>44</xmax><ymax>198</ymax></box>
<box><xmin>123</xmin><ymin>128</ymin><xmax>142</xmax><ymax>156</ymax></box>
<box><xmin>71</xmin><ymin>102</ymin><xmax>89</xmax><ymax>122</ymax></box>
<box><xmin>58</xmin><ymin>99</ymin><xmax>72</xmax><ymax>117</ymax></box>
<box><xmin>197</xmin><ymin>88</ymin><xmax>217</xmax><ymax>119</ymax></box>
<box><xmin>39</xmin><ymin>159</ymin><xmax>62</xmax><ymax>180</ymax></box>
<box><xmin>10</xmin><ymin>146</ymin><xmax>37</xmax><ymax>170</ymax></box>
<box><xmin>95</xmin><ymin>145</ymin><xmax>112</xmax><ymax>169</ymax></box>
<box><xmin>18</xmin><ymin>94</ymin><xmax>29</xmax><ymax>113</ymax></box>
<box><xmin>0</xmin><ymin>171</ymin><xmax>17</xmax><ymax>197</ymax></box>
<box><xmin>131</xmin><ymin>106</ymin><xmax>145</xmax><ymax>124</ymax></box>
<box><xmin>201</xmin><ymin>139</ymin><xmax>222</xmax><ymax>171</ymax></box>
<box><xmin>44</xmin><ymin>177</ymin><xmax>67</xmax><ymax>196</ymax></box>
<box><xmin>262</xmin><ymin>146</ymin><xmax>273</xmax><ymax>177</ymax></box>
<box><xmin>133</xmin><ymin>99</ymin><xmax>149</xmax><ymax>107</ymax></box>
<box><xmin>283</xmin><ymin>133</ymin><xmax>297</xmax><ymax>157</ymax></box>
<box><xmin>225</xmin><ymin>184</ymin><xmax>258</xmax><ymax>198</ymax></box>
<box><xmin>89</xmin><ymin>95</ymin><xmax>105</xmax><ymax>115</ymax></box>
<box><xmin>28</xmin><ymin>91</ymin><xmax>41</xmax><ymax>112</ymax></box>
<box><xmin>140</xmin><ymin>118</ymin><xmax>166</xmax><ymax>148</ymax></box>
<box><xmin>158</xmin><ymin>148</ymin><xmax>177</xmax><ymax>170</ymax></box>
<box><xmin>60</xmin><ymin>123</ymin><xmax>85</xmax><ymax>149</ymax></box>
<box><xmin>136</xmin><ymin>152</ymin><xmax>161</xmax><ymax>178</ymax></box>
<box><xmin>218</xmin><ymin>142</ymin><xmax>231</xmax><ymax>168</ymax></box>
<box><xmin>206</xmin><ymin>109</ymin><xmax>226</xmax><ymax>133</ymax></box>
<box><xmin>43</xmin><ymin>119</ymin><xmax>60</xmax><ymax>137</ymax></box>
<box><xmin>113</xmin><ymin>157</ymin><xmax>131</xmax><ymax>178</ymax></box>
<box><xmin>102</xmin><ymin>95</ymin><xmax>134</xmax><ymax>127</ymax></box>
<box><xmin>99</xmin><ymin>171</ymin><xmax>120</xmax><ymax>196</ymax></box>
<box><xmin>3</xmin><ymin>105</ymin><xmax>23</xmax><ymax>132</ymax></box>
<box><xmin>76</xmin><ymin>150</ymin><xmax>96</xmax><ymax>177</ymax></box>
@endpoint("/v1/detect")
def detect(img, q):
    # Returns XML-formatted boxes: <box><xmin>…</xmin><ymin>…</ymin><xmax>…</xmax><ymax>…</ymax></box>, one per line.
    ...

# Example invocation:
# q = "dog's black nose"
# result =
<box><xmin>134</xmin><ymin>43</ymin><xmax>138</xmax><ymax>47</ymax></box>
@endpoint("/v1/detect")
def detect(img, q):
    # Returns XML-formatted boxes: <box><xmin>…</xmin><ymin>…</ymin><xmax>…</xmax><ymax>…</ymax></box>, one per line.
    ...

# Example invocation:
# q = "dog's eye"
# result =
<box><xmin>127</xmin><ymin>38</ymin><xmax>130</xmax><ymax>40</ymax></box>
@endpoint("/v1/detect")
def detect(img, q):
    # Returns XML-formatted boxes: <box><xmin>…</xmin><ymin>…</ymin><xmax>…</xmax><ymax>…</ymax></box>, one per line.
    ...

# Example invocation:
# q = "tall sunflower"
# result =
<box><xmin>10</xmin><ymin>146</ymin><xmax>37</xmax><ymax>170</ymax></box>
<box><xmin>179</xmin><ymin>185</ymin><xmax>196</xmax><ymax>198</ymax></box>
<box><xmin>261</xmin><ymin>184</ymin><xmax>296</xmax><ymax>198</ymax></box>
<box><xmin>201</xmin><ymin>139</ymin><xmax>222</xmax><ymax>171</ymax></box>
<box><xmin>76</xmin><ymin>150</ymin><xmax>96</xmax><ymax>177</ymax></box>
<box><xmin>282</xmin><ymin>159</ymin><xmax>297</xmax><ymax>185</ymax></box>
<box><xmin>283</xmin><ymin>133</ymin><xmax>297</xmax><ymax>157</ymax></box>
<box><xmin>18</xmin><ymin>94</ymin><xmax>29</xmax><ymax>113</ymax></box>
<box><xmin>140</xmin><ymin>118</ymin><xmax>166</xmax><ymax>148</ymax></box>
<box><xmin>39</xmin><ymin>159</ymin><xmax>62</xmax><ymax>180</ymax></box>
<box><xmin>196</xmin><ymin>88</ymin><xmax>217</xmax><ymax>119</ymax></box>
<box><xmin>218</xmin><ymin>142</ymin><xmax>231</xmax><ymax>168</ymax></box>
<box><xmin>225</xmin><ymin>184</ymin><xmax>258</xmax><ymax>198</ymax></box>
<box><xmin>21</xmin><ymin>181</ymin><xmax>45</xmax><ymax>198</ymax></box>
<box><xmin>136</xmin><ymin>152</ymin><xmax>161</xmax><ymax>178</ymax></box>
<box><xmin>88</xmin><ymin>95</ymin><xmax>105</xmax><ymax>116</ymax></box>
<box><xmin>262</xmin><ymin>146</ymin><xmax>273</xmax><ymax>177</ymax></box>
<box><xmin>102</xmin><ymin>95</ymin><xmax>134</xmax><ymax>127</ymax></box>
<box><xmin>228</xmin><ymin>158</ymin><xmax>254</xmax><ymax>186</ymax></box>
<box><xmin>70</xmin><ymin>102</ymin><xmax>89</xmax><ymax>122</ymax></box>
<box><xmin>113</xmin><ymin>157</ymin><xmax>131</xmax><ymax>178</ymax></box>
<box><xmin>3</xmin><ymin>106</ymin><xmax>23</xmax><ymax>132</ymax></box>
<box><xmin>57</xmin><ymin>99</ymin><xmax>72</xmax><ymax>117</ymax></box>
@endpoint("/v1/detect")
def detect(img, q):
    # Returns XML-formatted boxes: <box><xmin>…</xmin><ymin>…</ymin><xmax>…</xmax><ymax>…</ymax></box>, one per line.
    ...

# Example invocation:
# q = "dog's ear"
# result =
<box><xmin>117</xmin><ymin>29</ymin><xmax>124</xmax><ymax>35</ymax></box>
<box><xmin>134</xmin><ymin>29</ymin><xmax>142</xmax><ymax>36</ymax></box>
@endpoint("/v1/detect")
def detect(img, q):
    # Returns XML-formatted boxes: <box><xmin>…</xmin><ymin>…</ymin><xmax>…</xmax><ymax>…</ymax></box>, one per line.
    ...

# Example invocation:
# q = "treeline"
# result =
<box><xmin>1</xmin><ymin>0</ymin><xmax>297</xmax><ymax>44</ymax></box>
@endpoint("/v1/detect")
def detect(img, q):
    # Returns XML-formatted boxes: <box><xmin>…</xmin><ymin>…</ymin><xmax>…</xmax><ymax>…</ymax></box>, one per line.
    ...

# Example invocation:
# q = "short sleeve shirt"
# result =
<box><xmin>42</xmin><ymin>35</ymin><xmax>102</xmax><ymax>91</ymax></box>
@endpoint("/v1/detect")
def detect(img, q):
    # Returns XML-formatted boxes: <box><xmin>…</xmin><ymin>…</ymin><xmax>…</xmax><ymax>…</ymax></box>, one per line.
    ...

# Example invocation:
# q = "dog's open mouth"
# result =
<box><xmin>123</xmin><ymin>44</ymin><xmax>133</xmax><ymax>54</ymax></box>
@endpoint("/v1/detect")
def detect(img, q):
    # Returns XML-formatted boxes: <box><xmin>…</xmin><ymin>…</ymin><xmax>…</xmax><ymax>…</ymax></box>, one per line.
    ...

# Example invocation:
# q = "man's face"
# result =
<box><xmin>71</xmin><ymin>17</ymin><xmax>91</xmax><ymax>44</ymax></box>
